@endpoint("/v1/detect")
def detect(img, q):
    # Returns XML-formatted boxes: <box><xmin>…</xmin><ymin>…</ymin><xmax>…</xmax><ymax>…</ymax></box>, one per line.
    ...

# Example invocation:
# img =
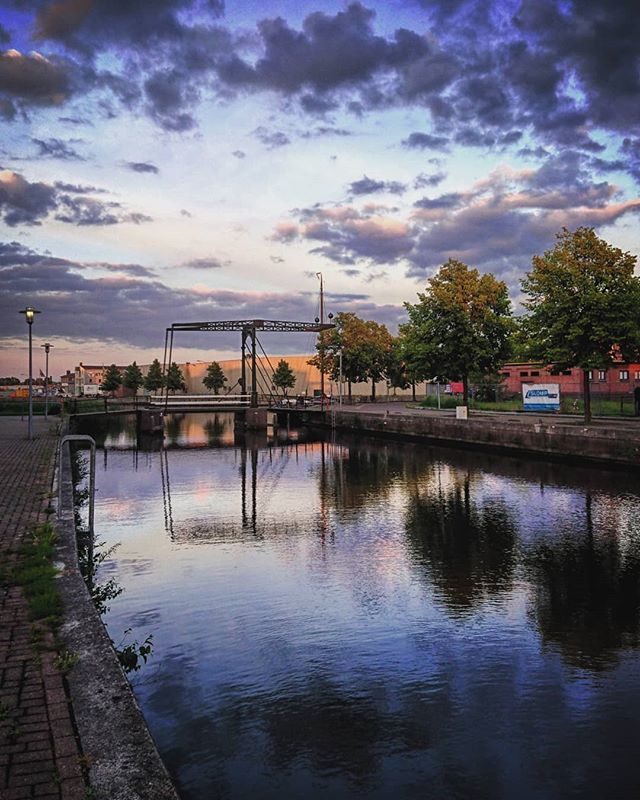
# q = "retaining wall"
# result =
<box><xmin>321</xmin><ymin>411</ymin><xmax>640</xmax><ymax>468</ymax></box>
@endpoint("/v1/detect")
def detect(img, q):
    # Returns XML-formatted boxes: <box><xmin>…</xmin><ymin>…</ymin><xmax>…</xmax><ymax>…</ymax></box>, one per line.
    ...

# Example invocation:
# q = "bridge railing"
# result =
<box><xmin>148</xmin><ymin>394</ymin><xmax>251</xmax><ymax>407</ymax></box>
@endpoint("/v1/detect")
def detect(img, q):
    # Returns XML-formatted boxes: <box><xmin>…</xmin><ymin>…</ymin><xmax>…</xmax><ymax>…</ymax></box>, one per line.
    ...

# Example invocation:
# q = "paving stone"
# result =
<box><xmin>0</xmin><ymin>418</ymin><xmax>86</xmax><ymax>799</ymax></box>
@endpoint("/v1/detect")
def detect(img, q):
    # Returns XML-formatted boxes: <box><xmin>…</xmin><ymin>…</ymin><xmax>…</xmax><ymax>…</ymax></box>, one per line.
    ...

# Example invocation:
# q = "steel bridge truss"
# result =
<box><xmin>162</xmin><ymin>319</ymin><xmax>334</xmax><ymax>408</ymax></box>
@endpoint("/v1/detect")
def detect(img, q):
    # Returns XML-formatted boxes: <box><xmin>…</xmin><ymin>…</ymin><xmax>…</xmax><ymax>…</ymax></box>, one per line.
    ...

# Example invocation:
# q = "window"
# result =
<box><xmin>500</xmin><ymin>372</ymin><xmax>510</xmax><ymax>377</ymax></box>
<box><xmin>519</xmin><ymin>371</ymin><xmax>529</xmax><ymax>377</ymax></box>
<box><xmin>635</xmin><ymin>371</ymin><xmax>640</xmax><ymax>381</ymax></box>
<box><xmin>588</xmin><ymin>370</ymin><xmax>593</xmax><ymax>381</ymax></box>
<box><xmin>550</xmin><ymin>370</ymin><xmax>560</xmax><ymax>376</ymax></box>
<box><xmin>530</xmin><ymin>371</ymin><xmax>540</xmax><ymax>377</ymax></box>
<box><xmin>620</xmin><ymin>370</ymin><xmax>629</xmax><ymax>381</ymax></box>
<box><xmin>562</xmin><ymin>370</ymin><xmax>572</xmax><ymax>376</ymax></box>
<box><xmin>599</xmin><ymin>370</ymin><xmax>606</xmax><ymax>381</ymax></box>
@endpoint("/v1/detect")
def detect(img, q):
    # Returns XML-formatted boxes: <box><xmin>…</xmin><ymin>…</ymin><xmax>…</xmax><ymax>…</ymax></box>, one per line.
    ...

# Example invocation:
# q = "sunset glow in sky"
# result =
<box><xmin>1</xmin><ymin>0</ymin><xmax>639</xmax><ymax>377</ymax></box>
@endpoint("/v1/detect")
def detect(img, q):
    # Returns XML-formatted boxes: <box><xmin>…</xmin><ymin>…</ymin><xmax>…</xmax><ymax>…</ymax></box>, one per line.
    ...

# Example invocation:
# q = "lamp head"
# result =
<box><xmin>19</xmin><ymin>306</ymin><xmax>40</xmax><ymax>325</ymax></box>
<box><xmin>41</xmin><ymin>342</ymin><xmax>52</xmax><ymax>353</ymax></box>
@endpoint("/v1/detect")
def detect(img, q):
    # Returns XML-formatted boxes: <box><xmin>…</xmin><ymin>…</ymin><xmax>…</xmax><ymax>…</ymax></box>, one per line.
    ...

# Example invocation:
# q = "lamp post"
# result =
<box><xmin>338</xmin><ymin>349</ymin><xmax>343</xmax><ymax>406</ymax></box>
<box><xmin>19</xmin><ymin>306</ymin><xmax>41</xmax><ymax>440</ymax></box>
<box><xmin>41</xmin><ymin>342</ymin><xmax>53</xmax><ymax>420</ymax></box>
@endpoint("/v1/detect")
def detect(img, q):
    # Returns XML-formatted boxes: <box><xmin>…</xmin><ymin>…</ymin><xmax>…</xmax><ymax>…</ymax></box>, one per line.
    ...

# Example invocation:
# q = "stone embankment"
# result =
<box><xmin>0</xmin><ymin>416</ymin><xmax>180</xmax><ymax>800</ymax></box>
<box><xmin>308</xmin><ymin>404</ymin><xmax>640</xmax><ymax>468</ymax></box>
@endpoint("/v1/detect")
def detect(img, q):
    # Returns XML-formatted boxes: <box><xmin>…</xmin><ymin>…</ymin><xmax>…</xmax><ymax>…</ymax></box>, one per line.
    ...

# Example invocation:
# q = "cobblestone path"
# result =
<box><xmin>0</xmin><ymin>417</ymin><xmax>86</xmax><ymax>800</ymax></box>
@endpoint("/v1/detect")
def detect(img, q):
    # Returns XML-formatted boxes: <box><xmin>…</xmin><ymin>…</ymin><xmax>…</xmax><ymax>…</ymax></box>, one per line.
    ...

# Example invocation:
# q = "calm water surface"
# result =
<box><xmin>78</xmin><ymin>412</ymin><xmax>640</xmax><ymax>800</ymax></box>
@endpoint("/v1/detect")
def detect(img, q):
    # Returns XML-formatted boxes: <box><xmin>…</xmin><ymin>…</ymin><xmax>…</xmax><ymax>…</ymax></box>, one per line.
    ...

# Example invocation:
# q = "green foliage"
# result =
<box><xmin>116</xmin><ymin>629</ymin><xmax>154</xmax><ymax>673</ymax></box>
<box><xmin>0</xmin><ymin>399</ymin><xmax>61</xmax><ymax>415</ymax></box>
<box><xmin>54</xmin><ymin>650</ymin><xmax>79</xmax><ymax>674</ymax></box>
<box><xmin>144</xmin><ymin>358</ymin><xmax>165</xmax><ymax>392</ymax></box>
<box><xmin>0</xmin><ymin>376</ymin><xmax>21</xmax><ymax>384</ymax></box>
<box><xmin>100</xmin><ymin>364</ymin><xmax>122</xmax><ymax>394</ymax></box>
<box><xmin>15</xmin><ymin>522</ymin><xmax>62</xmax><ymax>625</ymax></box>
<box><xmin>166</xmin><ymin>362</ymin><xmax>186</xmax><ymax>393</ymax></box>
<box><xmin>122</xmin><ymin>361</ymin><xmax>144</xmax><ymax>392</ymax></box>
<box><xmin>403</xmin><ymin>259</ymin><xmax>513</xmax><ymax>404</ymax></box>
<box><xmin>203</xmin><ymin>361</ymin><xmax>228</xmax><ymax>394</ymax></box>
<box><xmin>521</xmin><ymin>227</ymin><xmax>640</xmax><ymax>421</ymax></box>
<box><xmin>309</xmin><ymin>312</ymin><xmax>394</xmax><ymax>399</ymax></box>
<box><xmin>271</xmin><ymin>359</ymin><xmax>296</xmax><ymax>394</ymax></box>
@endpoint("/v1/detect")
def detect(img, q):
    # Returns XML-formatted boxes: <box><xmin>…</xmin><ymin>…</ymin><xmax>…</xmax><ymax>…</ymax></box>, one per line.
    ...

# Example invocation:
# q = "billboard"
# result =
<box><xmin>522</xmin><ymin>383</ymin><xmax>560</xmax><ymax>411</ymax></box>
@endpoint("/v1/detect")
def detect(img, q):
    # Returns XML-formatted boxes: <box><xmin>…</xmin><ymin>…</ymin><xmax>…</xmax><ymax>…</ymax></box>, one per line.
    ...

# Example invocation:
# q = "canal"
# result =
<box><xmin>76</xmin><ymin>412</ymin><xmax>640</xmax><ymax>800</ymax></box>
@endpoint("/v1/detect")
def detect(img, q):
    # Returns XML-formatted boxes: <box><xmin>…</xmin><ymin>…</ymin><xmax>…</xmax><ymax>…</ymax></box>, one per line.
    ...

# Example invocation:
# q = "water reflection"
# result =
<box><xmin>405</xmin><ymin>468</ymin><xmax>517</xmax><ymax>615</ymax></box>
<box><xmin>79</xmin><ymin>412</ymin><xmax>640</xmax><ymax>800</ymax></box>
<box><xmin>525</xmin><ymin>492</ymin><xmax>640</xmax><ymax>670</ymax></box>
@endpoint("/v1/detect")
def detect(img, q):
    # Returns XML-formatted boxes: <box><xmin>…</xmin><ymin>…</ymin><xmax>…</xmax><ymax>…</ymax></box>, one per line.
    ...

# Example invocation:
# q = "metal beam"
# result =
<box><xmin>168</xmin><ymin>319</ymin><xmax>334</xmax><ymax>333</ymax></box>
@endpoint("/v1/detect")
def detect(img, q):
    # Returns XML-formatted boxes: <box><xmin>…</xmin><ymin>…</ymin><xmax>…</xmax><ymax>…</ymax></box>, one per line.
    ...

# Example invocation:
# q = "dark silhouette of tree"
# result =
<box><xmin>100</xmin><ymin>364</ymin><xmax>122</xmax><ymax>395</ymax></box>
<box><xmin>203</xmin><ymin>361</ymin><xmax>227</xmax><ymax>395</ymax></box>
<box><xmin>144</xmin><ymin>358</ymin><xmax>164</xmax><ymax>392</ymax></box>
<box><xmin>272</xmin><ymin>359</ymin><xmax>296</xmax><ymax>396</ymax></box>
<box><xmin>122</xmin><ymin>361</ymin><xmax>144</xmax><ymax>392</ymax></box>
<box><xmin>166</xmin><ymin>362</ymin><xmax>186</xmax><ymax>393</ymax></box>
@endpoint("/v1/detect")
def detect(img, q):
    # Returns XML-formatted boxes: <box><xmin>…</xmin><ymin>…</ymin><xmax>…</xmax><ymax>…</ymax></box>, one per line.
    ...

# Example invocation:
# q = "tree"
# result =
<box><xmin>272</xmin><ymin>359</ymin><xmax>296</xmax><ymax>395</ymax></box>
<box><xmin>403</xmin><ymin>259</ymin><xmax>513</xmax><ymax>406</ymax></box>
<box><xmin>122</xmin><ymin>361</ymin><xmax>144</xmax><ymax>393</ymax></box>
<box><xmin>166</xmin><ymin>362</ymin><xmax>186</xmax><ymax>393</ymax></box>
<box><xmin>144</xmin><ymin>359</ymin><xmax>165</xmax><ymax>392</ymax></box>
<box><xmin>308</xmin><ymin>312</ymin><xmax>392</xmax><ymax>401</ymax></box>
<box><xmin>0</xmin><ymin>376</ymin><xmax>21</xmax><ymax>385</ymax></box>
<box><xmin>521</xmin><ymin>227</ymin><xmax>640</xmax><ymax>423</ymax></box>
<box><xmin>100</xmin><ymin>364</ymin><xmax>122</xmax><ymax>395</ymax></box>
<box><xmin>202</xmin><ymin>361</ymin><xmax>227</xmax><ymax>394</ymax></box>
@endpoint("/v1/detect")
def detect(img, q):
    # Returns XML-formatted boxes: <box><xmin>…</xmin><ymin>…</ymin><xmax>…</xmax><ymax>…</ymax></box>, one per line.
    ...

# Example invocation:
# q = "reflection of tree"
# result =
<box><xmin>405</xmin><ymin>470</ymin><xmax>517</xmax><ymax>614</ymax></box>
<box><xmin>203</xmin><ymin>414</ymin><xmax>230</xmax><ymax>445</ymax></box>
<box><xmin>525</xmin><ymin>493</ymin><xmax>640</xmax><ymax>670</ymax></box>
<box><xmin>320</xmin><ymin>435</ymin><xmax>429</xmax><ymax>516</ymax></box>
<box><xmin>165</xmin><ymin>413</ymin><xmax>185</xmax><ymax>445</ymax></box>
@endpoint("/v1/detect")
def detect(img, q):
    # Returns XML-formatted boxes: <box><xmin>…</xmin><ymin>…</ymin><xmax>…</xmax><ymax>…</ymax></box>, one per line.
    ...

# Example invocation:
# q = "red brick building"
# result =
<box><xmin>498</xmin><ymin>362</ymin><xmax>640</xmax><ymax>398</ymax></box>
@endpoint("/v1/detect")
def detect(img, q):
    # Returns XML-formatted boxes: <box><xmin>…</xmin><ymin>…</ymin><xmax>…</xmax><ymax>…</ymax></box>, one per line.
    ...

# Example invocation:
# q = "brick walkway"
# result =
<box><xmin>0</xmin><ymin>417</ymin><xmax>86</xmax><ymax>800</ymax></box>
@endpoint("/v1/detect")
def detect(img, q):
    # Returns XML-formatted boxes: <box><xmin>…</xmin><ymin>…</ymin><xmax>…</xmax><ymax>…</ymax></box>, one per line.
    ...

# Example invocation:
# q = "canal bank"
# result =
<box><xmin>298</xmin><ymin>404</ymin><xmax>640</xmax><ymax>468</ymax></box>
<box><xmin>0</xmin><ymin>416</ymin><xmax>179</xmax><ymax>800</ymax></box>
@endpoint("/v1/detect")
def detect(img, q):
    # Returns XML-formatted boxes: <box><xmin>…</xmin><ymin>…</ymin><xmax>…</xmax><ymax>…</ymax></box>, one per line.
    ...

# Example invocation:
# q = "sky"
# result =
<box><xmin>1</xmin><ymin>0</ymin><xmax>639</xmax><ymax>378</ymax></box>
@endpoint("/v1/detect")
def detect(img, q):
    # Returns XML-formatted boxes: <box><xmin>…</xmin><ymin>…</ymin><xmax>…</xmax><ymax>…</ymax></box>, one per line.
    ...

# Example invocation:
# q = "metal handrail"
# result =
<box><xmin>58</xmin><ymin>435</ymin><xmax>96</xmax><ymax>537</ymax></box>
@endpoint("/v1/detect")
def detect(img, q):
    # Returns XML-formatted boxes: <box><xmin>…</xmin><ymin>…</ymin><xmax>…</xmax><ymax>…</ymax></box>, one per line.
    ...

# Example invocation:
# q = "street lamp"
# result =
<box><xmin>41</xmin><ymin>342</ymin><xmax>53</xmax><ymax>420</ymax></box>
<box><xmin>19</xmin><ymin>306</ymin><xmax>41</xmax><ymax>440</ymax></box>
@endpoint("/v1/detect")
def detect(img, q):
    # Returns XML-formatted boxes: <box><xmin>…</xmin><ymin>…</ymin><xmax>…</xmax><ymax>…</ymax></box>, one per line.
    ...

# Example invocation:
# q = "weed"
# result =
<box><xmin>15</xmin><ymin>522</ymin><xmax>62</xmax><ymax>625</ymax></box>
<box><xmin>55</xmin><ymin>650</ymin><xmax>79</xmax><ymax>673</ymax></box>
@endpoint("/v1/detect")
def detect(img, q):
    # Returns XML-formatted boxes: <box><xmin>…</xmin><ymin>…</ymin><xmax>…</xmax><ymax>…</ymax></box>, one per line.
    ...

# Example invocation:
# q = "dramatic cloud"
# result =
<box><xmin>402</xmin><ymin>132</ymin><xmax>448</xmax><ymax>150</ymax></box>
<box><xmin>179</xmin><ymin>257</ymin><xmax>224</xmax><ymax>270</ymax></box>
<box><xmin>0</xmin><ymin>170</ymin><xmax>151</xmax><ymax>227</ymax></box>
<box><xmin>0</xmin><ymin>240</ymin><xmax>403</xmax><ymax>350</ymax></box>
<box><xmin>0</xmin><ymin>49</ymin><xmax>73</xmax><ymax>106</ymax></box>
<box><xmin>348</xmin><ymin>176</ymin><xmax>406</xmax><ymax>196</ymax></box>
<box><xmin>253</xmin><ymin>127</ymin><xmax>290</xmax><ymax>149</ymax></box>
<box><xmin>274</xmin><ymin>151</ymin><xmax>640</xmax><ymax>290</ymax></box>
<box><xmin>125</xmin><ymin>161</ymin><xmax>159</xmax><ymax>174</ymax></box>
<box><xmin>32</xmin><ymin>137</ymin><xmax>85</xmax><ymax>160</ymax></box>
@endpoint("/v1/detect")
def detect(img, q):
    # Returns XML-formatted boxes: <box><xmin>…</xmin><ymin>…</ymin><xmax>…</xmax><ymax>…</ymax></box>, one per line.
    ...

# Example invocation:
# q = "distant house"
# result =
<box><xmin>74</xmin><ymin>363</ymin><xmax>130</xmax><ymax>397</ymax></box>
<box><xmin>498</xmin><ymin>362</ymin><xmax>640</xmax><ymax>398</ymax></box>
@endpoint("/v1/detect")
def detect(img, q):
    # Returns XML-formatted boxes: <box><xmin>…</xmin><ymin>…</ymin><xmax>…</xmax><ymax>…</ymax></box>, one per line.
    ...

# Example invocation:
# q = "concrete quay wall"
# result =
<box><xmin>323</xmin><ymin>410</ymin><xmax>640</xmax><ymax>468</ymax></box>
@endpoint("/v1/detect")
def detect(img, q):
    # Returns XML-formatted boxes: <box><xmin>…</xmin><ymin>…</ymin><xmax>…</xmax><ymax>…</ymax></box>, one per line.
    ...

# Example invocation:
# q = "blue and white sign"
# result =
<box><xmin>522</xmin><ymin>383</ymin><xmax>560</xmax><ymax>411</ymax></box>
